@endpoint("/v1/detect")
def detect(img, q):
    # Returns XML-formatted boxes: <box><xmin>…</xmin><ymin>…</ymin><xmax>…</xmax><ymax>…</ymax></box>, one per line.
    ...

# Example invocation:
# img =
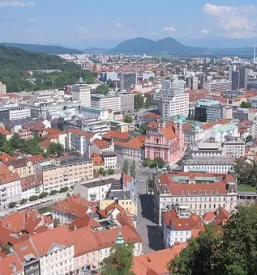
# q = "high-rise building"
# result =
<box><xmin>157</xmin><ymin>76</ymin><xmax>188</xmax><ymax>118</ymax></box>
<box><xmin>91</xmin><ymin>94</ymin><xmax>121</xmax><ymax>112</ymax></box>
<box><xmin>118</xmin><ymin>91</ymin><xmax>134</xmax><ymax>112</ymax></box>
<box><xmin>239</xmin><ymin>67</ymin><xmax>248</xmax><ymax>90</ymax></box>
<box><xmin>120</xmin><ymin>72</ymin><xmax>137</xmax><ymax>90</ymax></box>
<box><xmin>195</xmin><ymin>99</ymin><xmax>231</xmax><ymax>122</ymax></box>
<box><xmin>232</xmin><ymin>71</ymin><xmax>240</xmax><ymax>90</ymax></box>
<box><xmin>72</xmin><ymin>82</ymin><xmax>91</xmax><ymax>107</ymax></box>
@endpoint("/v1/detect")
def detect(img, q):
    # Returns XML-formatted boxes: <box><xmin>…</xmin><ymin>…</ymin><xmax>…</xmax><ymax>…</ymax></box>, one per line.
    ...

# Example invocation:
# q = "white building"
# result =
<box><xmin>155</xmin><ymin>171</ymin><xmax>237</xmax><ymax>224</ymax></box>
<box><xmin>80</xmin><ymin>106</ymin><xmax>109</xmax><ymax>120</ymax></box>
<box><xmin>72</xmin><ymin>83</ymin><xmax>91</xmax><ymax>107</ymax></box>
<box><xmin>204</xmin><ymin>79</ymin><xmax>232</xmax><ymax>93</ymax></box>
<box><xmin>0</xmin><ymin>164</ymin><xmax>22</xmax><ymax>210</ymax></box>
<box><xmin>183</xmin><ymin>156</ymin><xmax>234</xmax><ymax>174</ymax></box>
<box><xmin>223</xmin><ymin>139</ymin><xmax>245</xmax><ymax>158</ymax></box>
<box><xmin>162</xmin><ymin>208</ymin><xmax>203</xmax><ymax>248</ymax></box>
<box><xmin>0</xmin><ymin>82</ymin><xmax>7</xmax><ymax>94</ymax></box>
<box><xmin>91</xmin><ymin>95</ymin><xmax>121</xmax><ymax>112</ymax></box>
<box><xmin>31</xmin><ymin>226</ymin><xmax>75</xmax><ymax>275</ymax></box>
<box><xmin>102</xmin><ymin>152</ymin><xmax>117</xmax><ymax>171</ymax></box>
<box><xmin>74</xmin><ymin>177</ymin><xmax>113</xmax><ymax>201</ymax></box>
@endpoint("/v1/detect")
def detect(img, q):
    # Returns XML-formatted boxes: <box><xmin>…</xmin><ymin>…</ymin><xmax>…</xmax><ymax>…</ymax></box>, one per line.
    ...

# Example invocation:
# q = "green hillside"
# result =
<box><xmin>0</xmin><ymin>45</ymin><xmax>94</xmax><ymax>92</ymax></box>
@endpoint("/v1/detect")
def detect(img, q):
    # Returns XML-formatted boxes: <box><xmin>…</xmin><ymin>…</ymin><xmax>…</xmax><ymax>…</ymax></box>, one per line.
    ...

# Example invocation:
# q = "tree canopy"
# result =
<box><xmin>0</xmin><ymin>45</ymin><xmax>94</xmax><ymax>92</ymax></box>
<box><xmin>234</xmin><ymin>159</ymin><xmax>257</xmax><ymax>187</ymax></box>
<box><xmin>102</xmin><ymin>243</ymin><xmax>135</xmax><ymax>275</ymax></box>
<box><xmin>168</xmin><ymin>204</ymin><xmax>257</xmax><ymax>275</ymax></box>
<box><xmin>240</xmin><ymin>101</ymin><xmax>252</xmax><ymax>109</ymax></box>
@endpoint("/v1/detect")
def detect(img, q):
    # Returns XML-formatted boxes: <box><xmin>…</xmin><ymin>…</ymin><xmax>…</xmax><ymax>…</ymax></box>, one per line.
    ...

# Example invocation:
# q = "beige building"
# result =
<box><xmin>5</xmin><ymin>157</ymin><xmax>35</xmax><ymax>178</ymax></box>
<box><xmin>99</xmin><ymin>199</ymin><xmax>137</xmax><ymax>215</ymax></box>
<box><xmin>36</xmin><ymin>156</ymin><xmax>93</xmax><ymax>192</ymax></box>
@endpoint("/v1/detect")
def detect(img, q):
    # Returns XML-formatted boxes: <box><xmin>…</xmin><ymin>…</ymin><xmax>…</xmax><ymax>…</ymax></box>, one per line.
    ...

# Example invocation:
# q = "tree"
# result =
<box><xmin>144</xmin><ymin>98</ymin><xmax>152</xmax><ymax>109</ymax></box>
<box><xmin>93</xmin><ymin>84</ymin><xmax>109</xmax><ymax>95</ymax></box>
<box><xmin>39</xmin><ymin>192</ymin><xmax>48</xmax><ymax>199</ymax></box>
<box><xmin>102</xmin><ymin>243</ymin><xmax>135</xmax><ymax>275</ymax></box>
<box><xmin>108</xmin><ymin>168</ymin><xmax>115</xmax><ymax>175</ymax></box>
<box><xmin>240</xmin><ymin>101</ymin><xmax>252</xmax><ymax>109</ymax></box>
<box><xmin>124</xmin><ymin>116</ymin><xmax>133</xmax><ymax>123</ymax></box>
<box><xmin>234</xmin><ymin>159</ymin><xmax>257</xmax><ymax>187</ymax></box>
<box><xmin>98</xmin><ymin>167</ymin><xmax>106</xmax><ymax>176</ymax></box>
<box><xmin>130</xmin><ymin>160</ymin><xmax>136</xmax><ymax>178</ymax></box>
<box><xmin>0</xmin><ymin>133</ymin><xmax>6</xmax><ymax>147</ymax></box>
<box><xmin>246</xmin><ymin>135</ymin><xmax>253</xmax><ymax>143</ymax></box>
<box><xmin>138</xmin><ymin>123</ymin><xmax>147</xmax><ymax>135</ymax></box>
<box><xmin>53</xmin><ymin>218</ymin><xmax>60</xmax><ymax>228</ymax></box>
<box><xmin>29</xmin><ymin>195</ymin><xmax>39</xmax><ymax>201</ymax></box>
<box><xmin>9</xmin><ymin>202</ymin><xmax>17</xmax><ymax>208</ymax></box>
<box><xmin>50</xmin><ymin>190</ymin><xmax>58</xmax><ymax>196</ymax></box>
<box><xmin>59</xmin><ymin>187</ymin><xmax>69</xmax><ymax>193</ymax></box>
<box><xmin>168</xmin><ymin>204</ymin><xmax>257</xmax><ymax>275</ymax></box>
<box><xmin>154</xmin><ymin>157</ymin><xmax>165</xmax><ymax>169</ymax></box>
<box><xmin>123</xmin><ymin>160</ymin><xmax>129</xmax><ymax>174</ymax></box>
<box><xmin>134</xmin><ymin>94</ymin><xmax>145</xmax><ymax>110</ymax></box>
<box><xmin>46</xmin><ymin>143</ymin><xmax>64</xmax><ymax>157</ymax></box>
<box><xmin>20</xmin><ymin>198</ymin><xmax>27</xmax><ymax>204</ymax></box>
<box><xmin>168</xmin><ymin>224</ymin><xmax>222</xmax><ymax>275</ymax></box>
<box><xmin>145</xmin><ymin>158</ymin><xmax>153</xmax><ymax>167</ymax></box>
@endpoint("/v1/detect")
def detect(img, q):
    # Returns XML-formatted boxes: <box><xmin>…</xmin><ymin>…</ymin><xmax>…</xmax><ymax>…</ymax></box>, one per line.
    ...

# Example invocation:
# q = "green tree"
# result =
<box><xmin>20</xmin><ymin>198</ymin><xmax>27</xmax><ymax>204</ymax></box>
<box><xmin>0</xmin><ymin>133</ymin><xmax>6</xmax><ymax>147</ymax></box>
<box><xmin>134</xmin><ymin>94</ymin><xmax>145</xmax><ymax>110</ymax></box>
<box><xmin>130</xmin><ymin>160</ymin><xmax>136</xmax><ymax>178</ymax></box>
<box><xmin>50</xmin><ymin>190</ymin><xmax>58</xmax><ymax>196</ymax></box>
<box><xmin>102</xmin><ymin>243</ymin><xmax>135</xmax><ymax>275</ymax></box>
<box><xmin>93</xmin><ymin>84</ymin><xmax>109</xmax><ymax>95</ymax></box>
<box><xmin>39</xmin><ymin>192</ymin><xmax>48</xmax><ymax>199</ymax></box>
<box><xmin>46</xmin><ymin>143</ymin><xmax>64</xmax><ymax>157</ymax></box>
<box><xmin>9</xmin><ymin>202</ymin><xmax>17</xmax><ymax>208</ymax></box>
<box><xmin>144</xmin><ymin>98</ymin><xmax>152</xmax><ymax>109</ymax></box>
<box><xmin>98</xmin><ymin>167</ymin><xmax>106</xmax><ymax>176</ymax></box>
<box><xmin>138</xmin><ymin>123</ymin><xmax>147</xmax><ymax>135</ymax></box>
<box><xmin>240</xmin><ymin>101</ymin><xmax>252</xmax><ymax>109</ymax></box>
<box><xmin>154</xmin><ymin>157</ymin><xmax>165</xmax><ymax>169</ymax></box>
<box><xmin>29</xmin><ymin>195</ymin><xmax>39</xmax><ymax>201</ymax></box>
<box><xmin>108</xmin><ymin>168</ymin><xmax>115</xmax><ymax>175</ymax></box>
<box><xmin>53</xmin><ymin>218</ymin><xmax>60</xmax><ymax>228</ymax></box>
<box><xmin>145</xmin><ymin>158</ymin><xmax>153</xmax><ymax>167</ymax></box>
<box><xmin>124</xmin><ymin>116</ymin><xmax>133</xmax><ymax>123</ymax></box>
<box><xmin>123</xmin><ymin>160</ymin><xmax>129</xmax><ymax>174</ymax></box>
<box><xmin>168</xmin><ymin>204</ymin><xmax>257</xmax><ymax>275</ymax></box>
<box><xmin>246</xmin><ymin>135</ymin><xmax>253</xmax><ymax>143</ymax></box>
<box><xmin>59</xmin><ymin>187</ymin><xmax>69</xmax><ymax>193</ymax></box>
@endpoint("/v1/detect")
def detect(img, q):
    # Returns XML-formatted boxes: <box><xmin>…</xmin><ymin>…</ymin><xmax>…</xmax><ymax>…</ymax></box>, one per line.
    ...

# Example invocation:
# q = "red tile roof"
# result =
<box><xmin>201</xmin><ymin>119</ymin><xmax>230</xmax><ymax>130</ymax></box>
<box><xmin>13</xmin><ymin>239</ymin><xmax>39</xmax><ymax>263</ymax></box>
<box><xmin>70</xmin><ymin>128</ymin><xmax>94</xmax><ymax>139</ymax></box>
<box><xmin>0</xmin><ymin>253</ymin><xmax>23</xmax><ymax>275</ymax></box>
<box><xmin>0</xmin><ymin>164</ymin><xmax>20</xmax><ymax>185</ymax></box>
<box><xmin>93</xmin><ymin>138</ymin><xmax>111</xmax><ymax>149</ymax></box>
<box><xmin>103</xmin><ymin>131</ymin><xmax>130</xmax><ymax>141</ymax></box>
<box><xmin>70</xmin><ymin>226</ymin><xmax>99</xmax><ymax>256</ymax></box>
<box><xmin>30</xmin><ymin>226</ymin><xmax>73</xmax><ymax>256</ymax></box>
<box><xmin>0</xmin><ymin>126</ymin><xmax>10</xmax><ymax>136</ymax></box>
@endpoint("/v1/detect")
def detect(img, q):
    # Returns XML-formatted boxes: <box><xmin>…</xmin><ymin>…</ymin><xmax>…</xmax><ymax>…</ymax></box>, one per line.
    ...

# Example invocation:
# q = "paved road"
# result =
<box><xmin>135</xmin><ymin>166</ymin><xmax>164</xmax><ymax>253</ymax></box>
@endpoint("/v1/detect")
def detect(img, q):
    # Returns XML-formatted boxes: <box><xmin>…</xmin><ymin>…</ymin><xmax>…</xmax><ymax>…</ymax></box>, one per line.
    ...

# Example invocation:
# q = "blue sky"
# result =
<box><xmin>0</xmin><ymin>0</ymin><xmax>257</xmax><ymax>48</ymax></box>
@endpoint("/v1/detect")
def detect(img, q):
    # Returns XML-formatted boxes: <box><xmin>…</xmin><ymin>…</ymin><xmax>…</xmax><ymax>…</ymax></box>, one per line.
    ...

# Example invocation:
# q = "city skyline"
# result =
<box><xmin>0</xmin><ymin>0</ymin><xmax>257</xmax><ymax>48</ymax></box>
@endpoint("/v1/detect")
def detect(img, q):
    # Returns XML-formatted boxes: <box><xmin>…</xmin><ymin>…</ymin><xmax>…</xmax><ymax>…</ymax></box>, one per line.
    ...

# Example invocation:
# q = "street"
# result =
<box><xmin>135</xmin><ymin>165</ymin><xmax>164</xmax><ymax>253</ymax></box>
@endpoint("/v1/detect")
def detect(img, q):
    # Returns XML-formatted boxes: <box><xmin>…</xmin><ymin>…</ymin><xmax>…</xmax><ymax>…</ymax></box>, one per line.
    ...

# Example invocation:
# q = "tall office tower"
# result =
<box><xmin>120</xmin><ymin>72</ymin><xmax>137</xmax><ymax>90</ymax></box>
<box><xmin>157</xmin><ymin>76</ymin><xmax>188</xmax><ymax>119</ymax></box>
<box><xmin>232</xmin><ymin>71</ymin><xmax>240</xmax><ymax>90</ymax></box>
<box><xmin>239</xmin><ymin>67</ymin><xmax>249</xmax><ymax>90</ymax></box>
<box><xmin>72</xmin><ymin>82</ymin><xmax>91</xmax><ymax>107</ymax></box>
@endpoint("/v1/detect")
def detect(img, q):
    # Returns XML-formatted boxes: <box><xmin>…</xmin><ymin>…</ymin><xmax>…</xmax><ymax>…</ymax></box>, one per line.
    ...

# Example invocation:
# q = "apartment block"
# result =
<box><xmin>36</xmin><ymin>156</ymin><xmax>94</xmax><ymax>192</ymax></box>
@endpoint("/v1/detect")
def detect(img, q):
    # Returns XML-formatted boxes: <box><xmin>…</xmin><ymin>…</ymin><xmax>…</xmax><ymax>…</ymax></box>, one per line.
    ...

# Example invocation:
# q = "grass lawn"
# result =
<box><xmin>238</xmin><ymin>184</ymin><xmax>256</xmax><ymax>192</ymax></box>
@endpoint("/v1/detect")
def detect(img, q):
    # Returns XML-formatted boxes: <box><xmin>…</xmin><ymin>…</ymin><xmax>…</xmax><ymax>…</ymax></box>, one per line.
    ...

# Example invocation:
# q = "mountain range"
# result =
<box><xmin>114</xmin><ymin>37</ymin><xmax>254</xmax><ymax>56</ymax></box>
<box><xmin>0</xmin><ymin>43</ymin><xmax>83</xmax><ymax>54</ymax></box>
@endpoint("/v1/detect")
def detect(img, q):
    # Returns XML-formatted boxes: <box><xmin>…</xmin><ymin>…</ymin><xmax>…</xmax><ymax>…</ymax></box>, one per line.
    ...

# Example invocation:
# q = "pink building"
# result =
<box><xmin>145</xmin><ymin>120</ymin><xmax>184</xmax><ymax>164</ymax></box>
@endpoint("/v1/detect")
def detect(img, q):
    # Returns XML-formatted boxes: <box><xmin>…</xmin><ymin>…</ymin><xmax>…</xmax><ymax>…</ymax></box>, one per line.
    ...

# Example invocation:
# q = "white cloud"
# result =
<box><xmin>116</xmin><ymin>22</ymin><xmax>122</xmax><ymax>28</ymax></box>
<box><xmin>0</xmin><ymin>0</ymin><xmax>35</xmax><ymax>7</ymax></box>
<box><xmin>201</xmin><ymin>29</ymin><xmax>210</xmax><ymax>34</ymax></box>
<box><xmin>163</xmin><ymin>26</ymin><xmax>176</xmax><ymax>33</ymax></box>
<box><xmin>203</xmin><ymin>3</ymin><xmax>257</xmax><ymax>38</ymax></box>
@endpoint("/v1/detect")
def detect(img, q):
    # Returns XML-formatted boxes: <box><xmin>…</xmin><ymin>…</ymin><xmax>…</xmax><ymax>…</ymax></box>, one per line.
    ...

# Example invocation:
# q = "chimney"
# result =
<box><xmin>73</xmin><ymin>224</ymin><xmax>77</xmax><ymax>231</ymax></box>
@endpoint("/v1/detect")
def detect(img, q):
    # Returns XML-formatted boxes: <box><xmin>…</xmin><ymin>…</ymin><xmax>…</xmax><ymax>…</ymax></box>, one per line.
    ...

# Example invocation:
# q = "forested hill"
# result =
<box><xmin>1</xmin><ymin>43</ymin><xmax>83</xmax><ymax>54</ymax></box>
<box><xmin>0</xmin><ymin>45</ymin><xmax>94</xmax><ymax>93</ymax></box>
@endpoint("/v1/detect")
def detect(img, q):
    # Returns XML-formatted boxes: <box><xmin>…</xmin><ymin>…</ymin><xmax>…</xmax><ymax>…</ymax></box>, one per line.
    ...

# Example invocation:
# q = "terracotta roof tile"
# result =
<box><xmin>70</xmin><ymin>128</ymin><xmax>94</xmax><ymax>139</ymax></box>
<box><xmin>103</xmin><ymin>131</ymin><xmax>130</xmax><ymax>141</ymax></box>
<box><xmin>93</xmin><ymin>138</ymin><xmax>111</xmax><ymax>149</ymax></box>
<box><xmin>0</xmin><ymin>253</ymin><xmax>23</xmax><ymax>274</ymax></box>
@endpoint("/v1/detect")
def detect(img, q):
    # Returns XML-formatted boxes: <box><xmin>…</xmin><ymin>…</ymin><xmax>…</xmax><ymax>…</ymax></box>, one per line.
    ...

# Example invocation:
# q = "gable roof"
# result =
<box><xmin>93</xmin><ymin>138</ymin><xmax>111</xmax><ymax>149</ymax></box>
<box><xmin>30</xmin><ymin>226</ymin><xmax>73</xmax><ymax>256</ymax></box>
<box><xmin>70</xmin><ymin>128</ymin><xmax>94</xmax><ymax>139</ymax></box>
<box><xmin>0</xmin><ymin>253</ymin><xmax>23</xmax><ymax>275</ymax></box>
<box><xmin>0</xmin><ymin>164</ymin><xmax>20</xmax><ymax>185</ymax></box>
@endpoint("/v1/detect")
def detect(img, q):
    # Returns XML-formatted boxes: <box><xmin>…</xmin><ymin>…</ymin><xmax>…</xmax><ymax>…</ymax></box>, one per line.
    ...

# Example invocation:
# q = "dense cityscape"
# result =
<box><xmin>1</xmin><ymin>1</ymin><xmax>257</xmax><ymax>275</ymax></box>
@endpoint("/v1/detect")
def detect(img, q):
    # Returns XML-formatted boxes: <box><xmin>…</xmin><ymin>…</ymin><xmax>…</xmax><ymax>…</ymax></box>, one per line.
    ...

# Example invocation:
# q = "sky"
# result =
<box><xmin>0</xmin><ymin>0</ymin><xmax>257</xmax><ymax>49</ymax></box>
